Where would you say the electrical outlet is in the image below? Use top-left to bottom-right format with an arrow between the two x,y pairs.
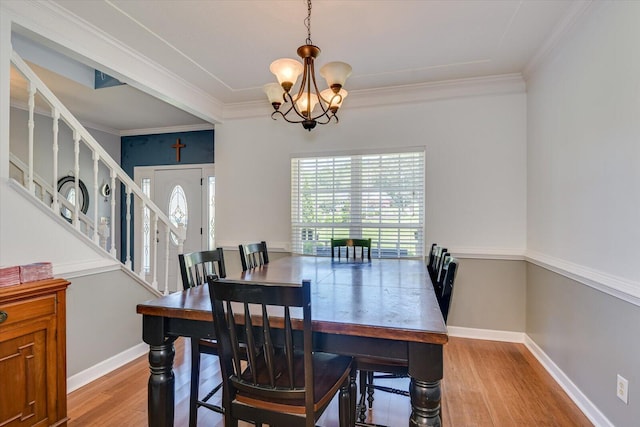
617,374 -> 629,404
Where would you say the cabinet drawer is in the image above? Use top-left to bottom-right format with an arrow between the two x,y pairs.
0,295 -> 56,328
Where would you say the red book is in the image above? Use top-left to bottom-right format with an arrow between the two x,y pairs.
0,265 -> 21,287
19,262 -> 53,283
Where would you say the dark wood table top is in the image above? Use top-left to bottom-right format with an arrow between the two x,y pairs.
137,256 -> 448,345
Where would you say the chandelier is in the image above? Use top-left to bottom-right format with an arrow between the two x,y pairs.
263,0 -> 352,131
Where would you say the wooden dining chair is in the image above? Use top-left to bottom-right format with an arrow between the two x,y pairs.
357,256 -> 460,422
330,238 -> 372,261
178,248 -> 227,426
238,240 -> 269,271
207,276 -> 355,427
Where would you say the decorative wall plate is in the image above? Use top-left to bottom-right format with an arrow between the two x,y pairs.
57,176 -> 89,222
100,183 -> 111,198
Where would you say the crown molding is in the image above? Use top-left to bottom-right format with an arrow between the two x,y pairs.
522,0 -> 595,80
222,73 -> 526,121
120,123 -> 214,137
3,0 -> 224,124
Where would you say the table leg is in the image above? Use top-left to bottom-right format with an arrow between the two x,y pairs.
148,338 -> 176,427
409,379 -> 441,426
408,343 -> 443,427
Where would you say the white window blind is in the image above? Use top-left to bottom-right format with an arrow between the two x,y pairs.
291,150 -> 425,258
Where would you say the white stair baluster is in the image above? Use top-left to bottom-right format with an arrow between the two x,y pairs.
27,82 -> 36,193
51,108 -> 60,213
139,198 -> 146,279
109,171 -> 117,257
125,185 -> 132,269
152,213 -> 159,290
92,150 -> 99,244
164,226 -> 170,295
73,130 -> 80,230
176,223 -> 185,292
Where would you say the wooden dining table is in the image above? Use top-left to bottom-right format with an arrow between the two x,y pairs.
136,255 -> 448,426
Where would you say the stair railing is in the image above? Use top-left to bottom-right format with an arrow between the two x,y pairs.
10,50 -> 184,295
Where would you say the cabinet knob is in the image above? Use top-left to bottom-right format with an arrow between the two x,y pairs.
0,310 -> 7,324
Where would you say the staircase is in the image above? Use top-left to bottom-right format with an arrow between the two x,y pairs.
9,50 -> 185,295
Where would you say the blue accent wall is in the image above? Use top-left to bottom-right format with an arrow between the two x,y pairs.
121,129 -> 214,178
120,129 -> 214,262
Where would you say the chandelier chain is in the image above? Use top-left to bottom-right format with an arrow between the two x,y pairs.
305,0 -> 312,45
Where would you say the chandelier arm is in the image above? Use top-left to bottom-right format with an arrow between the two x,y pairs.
275,92 -> 316,125
272,104 -> 336,126
272,109 -> 308,125
312,111 -> 338,125
284,84 -> 308,122
308,61 -> 335,121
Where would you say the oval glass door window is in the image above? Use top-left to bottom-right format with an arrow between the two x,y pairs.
168,185 -> 188,245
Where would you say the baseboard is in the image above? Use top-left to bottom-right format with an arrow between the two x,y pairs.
67,342 -> 149,393
448,327 -> 611,426
447,325 -> 525,343
524,336 -> 613,427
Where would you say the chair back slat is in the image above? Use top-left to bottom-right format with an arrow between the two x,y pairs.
284,307 -> 295,388
179,249 -> 226,289
239,241 -> 270,271
427,242 -> 437,267
226,301 -> 244,378
262,305 -> 277,387
243,302 -> 259,384
428,246 -> 447,283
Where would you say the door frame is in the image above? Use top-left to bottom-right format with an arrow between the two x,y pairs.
133,163 -> 215,280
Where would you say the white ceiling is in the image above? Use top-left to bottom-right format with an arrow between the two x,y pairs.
10,0 -> 581,134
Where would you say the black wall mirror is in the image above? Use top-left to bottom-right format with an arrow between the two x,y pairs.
57,176 -> 89,222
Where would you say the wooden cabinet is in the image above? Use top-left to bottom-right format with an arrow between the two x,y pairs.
0,278 -> 70,427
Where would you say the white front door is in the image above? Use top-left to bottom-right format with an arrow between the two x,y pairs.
134,164 -> 215,292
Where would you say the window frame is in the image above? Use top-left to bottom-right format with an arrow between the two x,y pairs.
291,147 -> 426,258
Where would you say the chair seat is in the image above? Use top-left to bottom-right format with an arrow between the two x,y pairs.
235,351 -> 353,414
355,356 -> 407,371
198,338 -> 218,354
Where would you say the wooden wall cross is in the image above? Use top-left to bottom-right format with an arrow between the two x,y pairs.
171,138 -> 186,162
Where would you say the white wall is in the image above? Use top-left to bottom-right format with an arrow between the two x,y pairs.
527,1 -> 640,285
215,92 -> 527,255
526,2 -> 640,425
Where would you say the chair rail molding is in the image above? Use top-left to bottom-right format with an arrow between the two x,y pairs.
449,246 -> 525,261
525,250 -> 640,307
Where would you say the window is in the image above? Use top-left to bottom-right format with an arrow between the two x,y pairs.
291,149 -> 425,258
168,185 -> 188,245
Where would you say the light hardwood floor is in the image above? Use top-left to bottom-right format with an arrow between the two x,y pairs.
67,337 -> 593,426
